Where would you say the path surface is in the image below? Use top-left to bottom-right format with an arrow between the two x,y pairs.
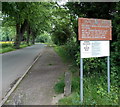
1,43 -> 46,101
5,46 -> 67,105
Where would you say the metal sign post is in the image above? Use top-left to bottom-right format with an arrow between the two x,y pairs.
80,41 -> 83,102
107,56 -> 110,93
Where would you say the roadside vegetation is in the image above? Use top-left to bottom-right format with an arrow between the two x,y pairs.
1,2 -> 120,105
54,45 -> 119,105
0,42 -> 15,53
0,41 -> 32,53
52,2 -> 119,105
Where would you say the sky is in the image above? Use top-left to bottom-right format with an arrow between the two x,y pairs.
57,0 -> 68,5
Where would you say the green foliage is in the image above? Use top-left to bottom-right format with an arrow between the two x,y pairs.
55,45 -> 119,105
1,27 -> 16,41
54,77 -> 65,94
83,73 -> 118,105
69,65 -> 78,74
64,38 -> 79,61
1,43 -> 31,53
58,72 -> 118,105
2,43 -> 13,48
51,4 -> 74,45
59,92 -> 80,105
0,46 -> 15,53
20,44 -> 28,48
52,25 -> 71,45
66,2 -> 116,18
54,38 -> 79,65
2,2 -> 54,48
110,2 -> 120,79
76,55 -> 107,75
36,35 -> 48,43
71,76 -> 79,92
54,45 -> 70,63
36,32 -> 52,43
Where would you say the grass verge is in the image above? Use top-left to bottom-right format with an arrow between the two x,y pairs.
0,43 -> 32,54
54,76 -> 65,94
54,45 -> 74,63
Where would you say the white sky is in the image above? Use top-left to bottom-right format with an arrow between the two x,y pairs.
57,0 -> 68,5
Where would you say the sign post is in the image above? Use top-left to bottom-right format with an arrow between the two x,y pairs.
78,18 -> 112,103
107,56 -> 110,93
80,57 -> 83,102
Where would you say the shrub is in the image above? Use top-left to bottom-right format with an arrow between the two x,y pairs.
2,43 -> 13,48
54,78 -> 65,94
64,38 -> 79,64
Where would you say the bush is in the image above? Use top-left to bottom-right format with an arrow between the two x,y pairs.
71,77 -> 79,92
59,92 -> 80,105
2,43 -> 13,48
59,72 -> 119,105
51,24 -> 72,45
54,77 -> 65,94
65,38 -> 79,58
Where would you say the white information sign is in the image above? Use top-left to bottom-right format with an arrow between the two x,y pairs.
81,41 -> 110,58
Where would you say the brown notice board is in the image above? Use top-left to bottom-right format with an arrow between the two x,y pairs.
78,18 -> 112,40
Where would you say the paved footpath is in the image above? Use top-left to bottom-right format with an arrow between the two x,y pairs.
4,46 -> 67,105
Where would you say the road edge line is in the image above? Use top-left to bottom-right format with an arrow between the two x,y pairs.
0,52 -> 42,106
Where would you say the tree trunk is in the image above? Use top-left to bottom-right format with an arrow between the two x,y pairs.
26,26 -> 31,45
14,23 -> 21,49
20,19 -> 28,41
32,35 -> 35,45
14,19 -> 28,49
26,33 -> 30,45
31,31 -> 36,45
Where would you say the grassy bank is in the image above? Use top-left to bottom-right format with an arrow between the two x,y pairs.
54,45 -> 119,105
0,42 -> 32,54
54,45 -> 75,63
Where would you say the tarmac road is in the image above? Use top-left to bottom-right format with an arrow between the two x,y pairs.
1,43 -> 46,101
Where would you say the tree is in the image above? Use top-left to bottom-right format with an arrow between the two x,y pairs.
2,2 -> 53,48
111,2 -> 120,77
2,2 -> 29,48
50,3 -> 74,45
